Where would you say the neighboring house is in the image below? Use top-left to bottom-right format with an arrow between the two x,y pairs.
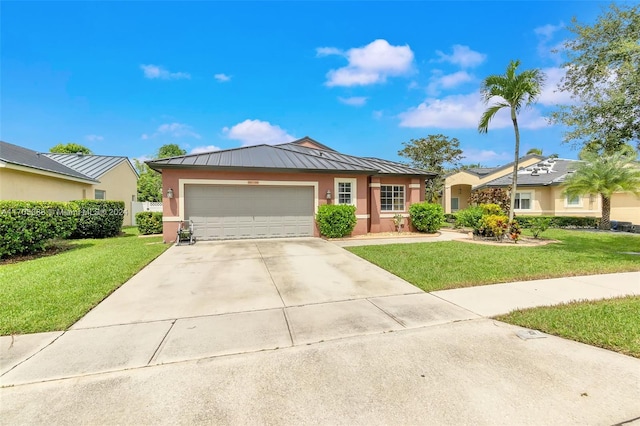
0,140 -> 138,225
444,155 -> 640,224
147,136 -> 434,242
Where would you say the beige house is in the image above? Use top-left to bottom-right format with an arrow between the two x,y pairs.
0,140 -> 138,225
444,156 -> 640,224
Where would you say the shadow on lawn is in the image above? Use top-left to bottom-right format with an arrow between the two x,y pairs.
0,241 -> 95,265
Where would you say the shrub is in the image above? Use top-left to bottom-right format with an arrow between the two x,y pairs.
508,220 -> 522,242
469,187 -> 510,214
0,201 -> 78,258
454,206 -> 484,229
478,214 -> 509,241
316,204 -> 357,238
444,213 -> 457,223
526,217 -> 551,238
70,200 -> 125,239
136,211 -> 163,235
515,216 -> 599,229
409,202 -> 444,233
480,203 -> 504,216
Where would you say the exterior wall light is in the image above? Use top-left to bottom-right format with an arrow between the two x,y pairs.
167,188 -> 174,199
325,189 -> 332,200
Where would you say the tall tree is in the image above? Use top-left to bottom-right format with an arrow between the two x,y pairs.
478,60 -> 545,222
136,144 -> 187,201
526,148 -> 543,156
551,3 -> 640,153
563,150 -> 640,230
50,143 -> 92,154
398,134 -> 464,202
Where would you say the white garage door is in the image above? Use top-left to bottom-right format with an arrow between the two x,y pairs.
184,185 -> 315,240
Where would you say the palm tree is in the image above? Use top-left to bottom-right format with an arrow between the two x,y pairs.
563,151 -> 640,230
478,60 -> 545,222
526,148 -> 543,156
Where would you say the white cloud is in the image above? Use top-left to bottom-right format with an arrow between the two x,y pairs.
134,155 -> 154,163
316,47 -> 343,57
143,122 -> 201,139
140,64 -> 191,80
85,134 -> 104,142
462,148 -> 511,165
534,22 -> 565,61
398,92 -> 548,130
427,70 -> 474,94
223,119 -> 296,146
372,110 -> 383,119
538,67 -> 574,106
190,145 -> 221,154
320,39 -> 414,87
435,45 -> 487,68
338,96 -> 368,106
214,73 -> 231,82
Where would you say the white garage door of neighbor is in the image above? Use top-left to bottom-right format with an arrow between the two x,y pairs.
184,185 -> 315,240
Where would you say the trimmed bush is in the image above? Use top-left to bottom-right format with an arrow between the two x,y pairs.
515,216 -> 600,229
316,204 -> 357,238
480,203 -> 504,216
409,202 -> 444,233
454,206 -> 484,229
70,200 -> 125,239
0,201 -> 78,258
136,211 -> 163,235
478,214 -> 509,241
444,213 -> 457,223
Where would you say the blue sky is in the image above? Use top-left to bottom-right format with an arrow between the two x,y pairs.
0,1 -> 619,166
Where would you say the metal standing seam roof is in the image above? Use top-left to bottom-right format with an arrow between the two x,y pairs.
44,153 -> 133,179
480,158 -> 580,188
0,140 -> 99,182
147,141 -> 434,176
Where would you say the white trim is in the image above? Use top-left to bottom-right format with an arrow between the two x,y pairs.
381,213 -> 409,218
380,184 -> 406,213
1,162 -> 97,185
162,216 -> 182,222
334,177 -> 357,207
514,191 -> 533,211
408,183 -> 421,189
369,183 -> 381,188
177,179 -> 319,221
355,214 -> 370,219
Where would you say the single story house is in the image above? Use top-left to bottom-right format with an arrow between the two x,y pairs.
444,155 -> 640,224
147,136 -> 434,242
0,140 -> 139,225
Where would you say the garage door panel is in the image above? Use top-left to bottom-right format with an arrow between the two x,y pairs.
184,185 -> 314,240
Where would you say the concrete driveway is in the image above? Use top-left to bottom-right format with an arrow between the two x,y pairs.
2,238 -> 639,424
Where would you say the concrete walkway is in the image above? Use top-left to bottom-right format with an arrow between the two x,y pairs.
1,235 -> 639,424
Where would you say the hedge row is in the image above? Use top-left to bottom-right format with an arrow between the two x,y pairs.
316,204 -> 357,238
514,215 -> 600,229
136,211 -> 163,235
0,200 -> 125,258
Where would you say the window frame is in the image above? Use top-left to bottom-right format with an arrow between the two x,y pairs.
380,184 -> 406,212
565,194 -> 582,208
334,178 -> 357,207
451,197 -> 460,212
94,189 -> 106,200
514,191 -> 532,210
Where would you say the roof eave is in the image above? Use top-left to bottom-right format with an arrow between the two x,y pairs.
147,163 -> 378,175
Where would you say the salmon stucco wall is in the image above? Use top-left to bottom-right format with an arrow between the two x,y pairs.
0,168 -> 92,201
158,168 -> 423,242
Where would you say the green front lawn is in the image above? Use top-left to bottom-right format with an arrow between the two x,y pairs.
347,229 -> 640,292
496,296 -> 640,358
0,228 -> 169,335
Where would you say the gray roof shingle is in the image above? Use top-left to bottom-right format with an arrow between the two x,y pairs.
0,141 -> 99,182
148,138 -> 434,177
480,158 -> 579,188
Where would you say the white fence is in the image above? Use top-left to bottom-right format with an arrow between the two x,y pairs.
131,201 -> 163,226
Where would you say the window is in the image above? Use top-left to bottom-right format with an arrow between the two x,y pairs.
566,195 -> 581,207
514,192 -> 531,210
451,197 -> 459,211
95,189 -> 106,200
381,185 -> 405,211
334,178 -> 356,206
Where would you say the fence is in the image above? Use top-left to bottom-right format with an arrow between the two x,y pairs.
131,201 -> 163,226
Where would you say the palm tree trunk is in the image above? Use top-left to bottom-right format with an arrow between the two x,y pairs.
509,108 -> 519,223
600,194 -> 611,230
